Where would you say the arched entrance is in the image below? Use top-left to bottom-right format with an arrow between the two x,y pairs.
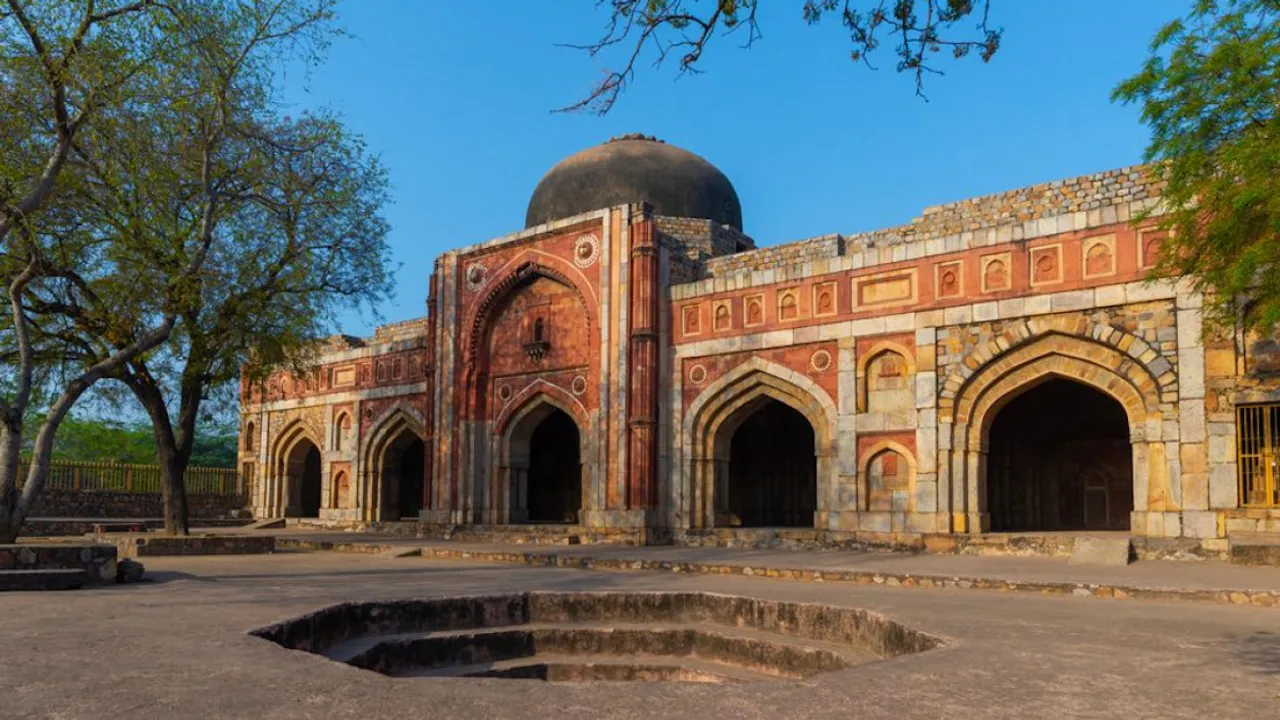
987,379 -> 1133,531
526,408 -> 582,523
285,438 -> 322,518
681,358 -> 837,531
724,399 -> 817,527
382,434 -> 425,520
942,326 -> 1172,535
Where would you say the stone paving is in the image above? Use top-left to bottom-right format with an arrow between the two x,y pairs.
240,528 -> 1280,602
2,548 -> 1278,719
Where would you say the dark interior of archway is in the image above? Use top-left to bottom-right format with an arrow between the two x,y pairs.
300,445 -> 322,518
988,378 -> 1132,532
396,438 -> 426,520
727,399 -> 817,528
527,409 -> 582,523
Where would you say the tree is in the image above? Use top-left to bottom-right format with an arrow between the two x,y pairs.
13,0 -> 388,536
1113,0 -> 1280,334
0,0 -> 214,543
112,109 -> 391,535
566,0 -> 1002,113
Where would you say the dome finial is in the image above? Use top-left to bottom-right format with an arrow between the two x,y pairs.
608,133 -> 664,144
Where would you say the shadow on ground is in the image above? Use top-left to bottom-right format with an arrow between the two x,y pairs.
1235,632 -> 1280,676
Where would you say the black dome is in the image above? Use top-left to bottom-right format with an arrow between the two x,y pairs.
525,135 -> 743,230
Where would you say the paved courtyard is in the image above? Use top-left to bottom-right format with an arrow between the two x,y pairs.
2,549 -> 1278,719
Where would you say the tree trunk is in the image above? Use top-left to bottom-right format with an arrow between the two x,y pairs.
158,441 -> 191,537
122,362 -> 204,536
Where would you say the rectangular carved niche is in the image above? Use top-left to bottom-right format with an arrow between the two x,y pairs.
934,260 -> 964,300
681,304 -> 703,337
1137,227 -> 1168,270
743,293 -> 765,328
852,268 -> 918,310
776,287 -> 802,322
1081,233 -> 1117,280
332,365 -> 356,388
1028,243 -> 1063,287
812,281 -> 839,317
980,252 -> 1012,293
712,299 -> 733,332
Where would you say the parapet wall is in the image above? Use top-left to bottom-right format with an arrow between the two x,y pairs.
683,164 -> 1164,294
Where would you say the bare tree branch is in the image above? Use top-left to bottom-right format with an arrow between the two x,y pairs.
562,0 -> 1001,113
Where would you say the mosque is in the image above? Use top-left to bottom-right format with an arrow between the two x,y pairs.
237,134 -> 1280,555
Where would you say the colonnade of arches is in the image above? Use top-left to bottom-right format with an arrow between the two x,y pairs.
678,328 -> 1169,535
262,410 -> 430,521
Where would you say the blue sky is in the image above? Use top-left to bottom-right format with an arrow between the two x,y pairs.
282,1 -> 1188,336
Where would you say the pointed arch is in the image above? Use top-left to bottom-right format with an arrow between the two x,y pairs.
494,379 -> 590,444
463,251 -> 600,365
857,340 -> 916,414
681,356 -> 838,529
859,439 -> 918,512
492,389 -> 595,524
939,316 -> 1176,421
940,328 -> 1170,534
268,419 -> 322,518
331,410 -> 352,452
359,404 -> 427,521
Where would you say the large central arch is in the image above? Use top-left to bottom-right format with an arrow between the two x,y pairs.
941,325 -> 1169,534
682,357 -> 838,530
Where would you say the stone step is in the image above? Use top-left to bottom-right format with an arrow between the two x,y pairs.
0,568 -> 89,592
324,620 -> 874,681
402,652 -> 775,682
245,518 -> 286,531
1229,535 -> 1280,566
1069,536 -> 1134,567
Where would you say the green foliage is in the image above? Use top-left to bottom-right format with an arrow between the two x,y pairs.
1113,0 -> 1280,332
21,413 -> 236,467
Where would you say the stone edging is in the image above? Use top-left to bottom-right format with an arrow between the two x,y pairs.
273,538 -> 1280,609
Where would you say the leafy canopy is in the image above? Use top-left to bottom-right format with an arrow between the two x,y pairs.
1114,0 -> 1280,332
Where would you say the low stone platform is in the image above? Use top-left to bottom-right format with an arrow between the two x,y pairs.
0,542 -> 117,591
420,523 -> 649,546
24,517 -> 253,538
97,532 -> 275,559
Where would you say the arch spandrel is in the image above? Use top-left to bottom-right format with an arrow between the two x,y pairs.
497,385 -> 591,461
939,319 -> 1176,423
463,251 -> 600,367
943,330 -> 1167,429
684,356 -> 838,459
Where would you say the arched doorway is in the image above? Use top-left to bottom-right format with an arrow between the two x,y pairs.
987,378 -> 1132,531
724,399 -> 817,528
525,408 -> 582,523
380,431 -> 425,521
396,438 -> 425,520
285,438 -> 322,518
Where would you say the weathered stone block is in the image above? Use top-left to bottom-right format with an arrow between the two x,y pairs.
1181,511 -> 1221,539
1069,537 -> 1132,566
1209,464 -> 1238,509
1179,399 -> 1205,443
1204,347 -> 1236,378
1180,472 -> 1209,511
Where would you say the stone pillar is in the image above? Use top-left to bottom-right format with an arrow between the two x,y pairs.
422,274 -> 438,515
965,445 -> 989,533
626,217 -> 659,512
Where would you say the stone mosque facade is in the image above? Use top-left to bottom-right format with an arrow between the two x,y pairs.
237,134 -> 1280,555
